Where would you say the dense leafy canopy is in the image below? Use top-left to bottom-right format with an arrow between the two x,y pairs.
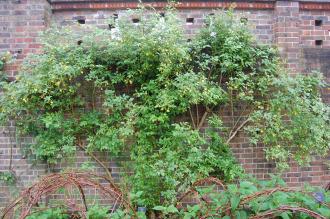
0,8 -> 329,209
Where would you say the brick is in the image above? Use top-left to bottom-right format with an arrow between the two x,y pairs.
0,44 -> 9,49
0,10 -> 9,16
0,32 -> 10,37
13,10 -> 26,15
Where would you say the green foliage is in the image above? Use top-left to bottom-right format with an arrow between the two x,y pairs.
86,205 -> 110,219
208,177 -> 330,219
25,206 -> 111,219
0,52 -> 10,86
26,208 -> 69,219
114,177 -> 330,219
247,73 -> 330,170
0,171 -> 16,185
0,7 -> 329,208
154,204 -> 179,214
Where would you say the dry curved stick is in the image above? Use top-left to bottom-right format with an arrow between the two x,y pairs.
201,205 -> 326,219
1,172 -> 126,219
70,178 -> 88,212
216,187 -> 296,214
240,187 -> 296,206
250,205 -> 327,219
178,177 -> 226,203
199,187 -> 298,219
193,177 -> 226,188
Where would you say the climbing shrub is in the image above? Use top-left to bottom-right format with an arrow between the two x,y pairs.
0,8 -> 329,208
0,52 -> 10,86
247,73 -> 330,170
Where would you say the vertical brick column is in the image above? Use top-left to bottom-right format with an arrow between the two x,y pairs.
0,0 -> 51,78
273,1 -> 301,73
0,0 -> 51,208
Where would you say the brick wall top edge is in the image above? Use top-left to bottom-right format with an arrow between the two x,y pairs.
50,0 -> 276,3
49,0 -> 330,3
50,1 -> 330,11
299,0 -> 330,2
51,1 -> 275,11
300,1 -> 330,10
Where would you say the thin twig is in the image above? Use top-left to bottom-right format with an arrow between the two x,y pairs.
230,89 -> 234,127
250,205 -> 327,219
178,177 -> 226,202
216,187 -> 296,216
196,104 -> 199,126
92,84 -> 96,111
111,197 -> 120,214
226,118 -> 250,144
76,142 -> 116,188
9,127 -> 14,170
228,105 -> 249,139
189,107 -> 196,129
71,179 -> 88,212
218,72 -> 223,86
197,107 -> 211,130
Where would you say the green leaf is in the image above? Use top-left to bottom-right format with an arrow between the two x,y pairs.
240,181 -> 254,188
230,196 -> 240,211
153,206 -> 165,211
239,181 -> 258,194
228,184 -> 238,194
318,207 -> 330,217
235,210 -> 248,219
137,212 -> 147,219
183,215 -> 192,219
166,205 -> 179,213
280,212 -> 291,219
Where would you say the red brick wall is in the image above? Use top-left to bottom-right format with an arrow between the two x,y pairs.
52,8 -> 274,42
0,0 -> 330,208
273,1 -> 301,72
0,0 -> 50,78
0,0 -> 52,206
299,9 -> 330,103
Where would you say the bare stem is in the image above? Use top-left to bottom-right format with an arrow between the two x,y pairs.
226,118 -> 250,144
196,104 -> 199,126
92,84 -> 96,111
9,128 -> 13,170
189,107 -> 196,129
197,107 -> 211,130
218,72 -> 223,86
230,89 -> 234,127
77,142 -> 116,188
72,180 -> 88,212
228,105 -> 249,139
